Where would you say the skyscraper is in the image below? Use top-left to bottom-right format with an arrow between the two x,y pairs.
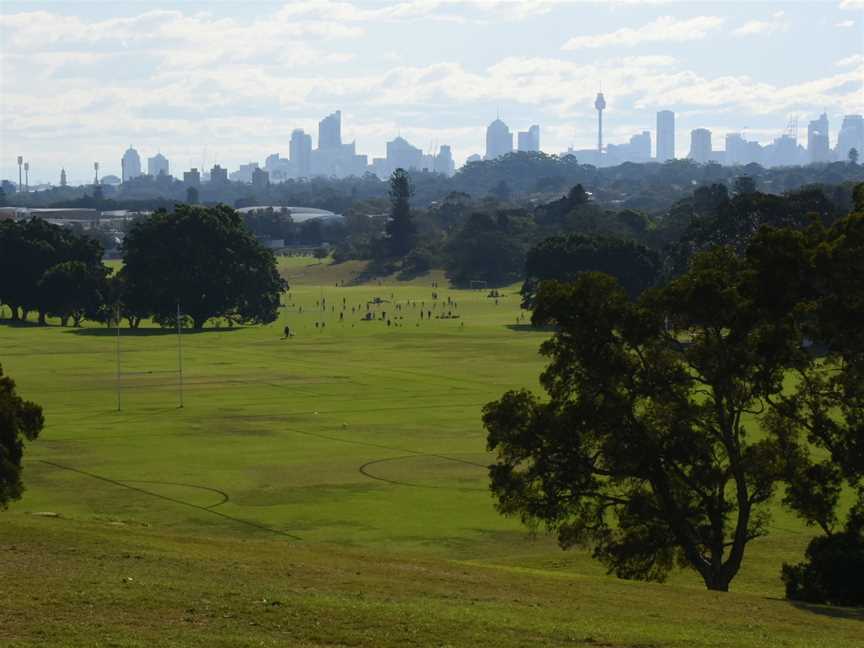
209,164 -> 228,184
836,114 -> 864,162
147,152 -> 169,177
688,129 -> 712,164
517,125 -> 540,152
485,118 -> 513,160
386,136 -> 423,171
183,168 -> 201,188
595,92 -> 606,157
290,129 -> 313,177
60,168 -> 67,187
807,113 -> 830,163
656,110 -> 675,161
121,146 -> 142,182
318,111 -> 342,150
434,145 -> 455,176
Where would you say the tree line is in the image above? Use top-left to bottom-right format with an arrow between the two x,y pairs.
0,204 -> 284,329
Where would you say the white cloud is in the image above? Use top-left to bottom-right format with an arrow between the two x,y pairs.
561,16 -> 725,50
836,19 -> 855,27
733,12 -> 789,37
839,0 -> 864,9
836,53 -> 864,67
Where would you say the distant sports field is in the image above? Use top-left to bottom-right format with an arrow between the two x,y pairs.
1,257 -> 861,647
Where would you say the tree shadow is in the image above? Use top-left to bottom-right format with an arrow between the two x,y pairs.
771,599 -> 864,621
0,319 -> 45,329
64,326 -> 245,337
505,324 -> 554,333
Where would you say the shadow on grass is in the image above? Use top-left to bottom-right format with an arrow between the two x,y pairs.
0,319 -> 47,329
63,326 -> 245,337
777,599 -> 864,621
505,324 -> 555,333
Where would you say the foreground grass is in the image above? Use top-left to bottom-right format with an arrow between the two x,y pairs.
3,514 -> 862,648
1,259 -> 861,645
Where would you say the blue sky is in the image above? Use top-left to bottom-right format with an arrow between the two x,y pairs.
1,0 -> 862,184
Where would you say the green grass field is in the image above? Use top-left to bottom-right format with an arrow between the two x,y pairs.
1,257 -> 861,647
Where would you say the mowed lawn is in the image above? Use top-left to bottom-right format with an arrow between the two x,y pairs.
1,257 -> 861,646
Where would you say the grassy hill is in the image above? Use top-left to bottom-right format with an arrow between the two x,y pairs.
1,258 -> 860,646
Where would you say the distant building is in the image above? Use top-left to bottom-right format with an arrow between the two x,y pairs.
319,111 -> 342,150
688,128 -> 712,164
147,153 -> 169,177
209,164 -> 228,184
466,153 -> 482,164
808,113 -> 831,163
836,114 -> 864,162
607,131 -> 652,164
656,110 -> 675,161
434,145 -> 455,176
485,118 -> 513,160
595,92 -> 606,158
60,168 -> 67,187
763,134 -> 806,167
121,146 -> 142,182
725,133 -> 764,166
290,129 -> 312,177
517,125 -> 540,152
230,163 -> 259,183
251,167 -> 269,189
386,136 -> 423,172
183,168 -> 201,188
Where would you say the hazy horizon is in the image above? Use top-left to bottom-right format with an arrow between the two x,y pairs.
2,0 -> 862,185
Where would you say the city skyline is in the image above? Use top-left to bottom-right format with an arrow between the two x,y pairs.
2,1 -> 862,184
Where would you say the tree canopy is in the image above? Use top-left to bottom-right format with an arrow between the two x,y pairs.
121,204 -> 285,329
0,365 -> 44,509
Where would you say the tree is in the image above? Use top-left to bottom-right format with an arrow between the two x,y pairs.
445,210 -> 535,286
484,247 -> 803,592
849,147 -> 859,165
39,261 -> 109,327
733,176 -> 757,195
122,204 -> 285,329
521,234 -> 660,307
0,364 -> 44,509
313,246 -> 328,261
384,169 -> 416,258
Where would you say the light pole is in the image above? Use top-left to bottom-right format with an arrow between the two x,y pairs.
23,162 -> 29,192
94,161 -> 99,185
17,156 -> 22,192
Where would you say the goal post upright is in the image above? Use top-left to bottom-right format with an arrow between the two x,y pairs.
177,302 -> 184,409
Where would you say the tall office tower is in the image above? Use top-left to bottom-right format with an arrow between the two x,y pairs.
121,146 -> 142,182
656,110 -> 675,161
318,111 -> 342,150
183,168 -> 201,188
93,162 -> 98,184
836,114 -> 864,161
485,118 -> 513,160
595,91 -> 606,157
290,128 -> 313,177
60,168 -> 67,187
147,152 -> 169,177
24,162 -> 29,191
807,113 -> 831,163
209,164 -> 228,184
17,156 -> 23,192
434,145 -> 455,176
517,125 -> 540,152
386,136 -> 423,171
688,128 -> 712,164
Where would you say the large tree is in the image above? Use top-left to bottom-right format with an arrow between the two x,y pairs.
121,204 -> 285,329
484,247 -> 804,592
384,169 -> 416,258
0,365 -> 44,509
39,261 -> 109,327
521,233 -> 660,307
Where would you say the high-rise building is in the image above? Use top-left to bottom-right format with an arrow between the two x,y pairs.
595,92 -> 606,158
121,146 -> 142,182
386,136 -> 423,172
251,167 -> 269,189
836,114 -> 864,162
60,168 -> 67,187
230,163 -> 259,183
807,113 -> 830,163
485,118 -> 513,160
517,125 -> 540,152
656,110 -> 675,161
688,128 -> 712,164
147,152 -> 169,177
290,129 -> 313,177
434,145 -> 455,176
318,111 -> 342,150
183,168 -> 201,188
209,164 -> 228,184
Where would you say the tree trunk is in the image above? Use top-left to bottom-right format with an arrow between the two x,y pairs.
60,316 -> 69,327
38,310 -> 46,326
9,305 -> 19,321
193,316 -> 206,330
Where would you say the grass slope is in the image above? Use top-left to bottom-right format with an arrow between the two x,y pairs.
0,258 -> 860,645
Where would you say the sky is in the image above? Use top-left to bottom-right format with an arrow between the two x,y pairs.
1,0 -> 862,185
